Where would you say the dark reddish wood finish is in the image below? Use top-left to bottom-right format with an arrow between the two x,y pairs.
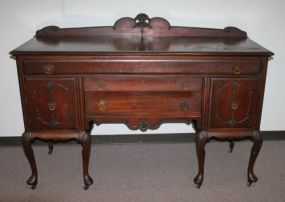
85,92 -> 201,117
35,13 -> 247,39
25,78 -> 78,130
23,60 -> 261,75
209,79 -> 259,128
10,13 -> 273,189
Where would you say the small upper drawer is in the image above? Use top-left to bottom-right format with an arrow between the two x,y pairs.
22,60 -> 261,75
84,76 -> 203,92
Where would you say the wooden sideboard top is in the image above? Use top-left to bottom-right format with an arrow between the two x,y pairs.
10,13 -> 273,56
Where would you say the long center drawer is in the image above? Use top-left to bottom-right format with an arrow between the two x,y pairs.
85,92 -> 201,117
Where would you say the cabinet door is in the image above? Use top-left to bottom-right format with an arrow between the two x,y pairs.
26,78 -> 78,130
209,79 -> 259,128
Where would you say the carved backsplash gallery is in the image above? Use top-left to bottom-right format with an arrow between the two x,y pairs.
36,13 -> 247,39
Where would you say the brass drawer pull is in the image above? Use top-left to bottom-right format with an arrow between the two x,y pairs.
181,82 -> 189,90
177,80 -> 190,91
43,64 -> 55,74
48,102 -> 57,111
232,66 -> 241,75
180,101 -> 189,111
231,103 -> 238,110
96,81 -> 106,91
98,100 -> 106,111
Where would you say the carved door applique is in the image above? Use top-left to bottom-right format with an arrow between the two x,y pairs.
26,79 -> 78,130
209,79 -> 259,128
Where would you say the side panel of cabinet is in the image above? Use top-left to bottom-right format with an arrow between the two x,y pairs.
209,78 -> 259,128
25,78 -> 79,130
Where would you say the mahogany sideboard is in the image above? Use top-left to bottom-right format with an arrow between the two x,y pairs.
10,13 -> 273,189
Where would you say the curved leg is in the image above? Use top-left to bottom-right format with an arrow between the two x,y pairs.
229,140 -> 235,153
22,132 -> 38,189
247,131 -> 263,186
48,142 -> 54,155
79,132 -> 93,190
194,131 -> 208,188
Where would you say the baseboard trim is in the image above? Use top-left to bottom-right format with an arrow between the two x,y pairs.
0,131 -> 284,146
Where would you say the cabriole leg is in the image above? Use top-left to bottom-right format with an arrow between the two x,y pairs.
229,140 -> 235,153
247,131 -> 263,186
194,131 -> 208,188
48,141 -> 54,155
79,132 -> 93,190
22,132 -> 38,189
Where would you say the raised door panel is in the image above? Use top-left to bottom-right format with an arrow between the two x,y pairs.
209,78 -> 259,128
25,78 -> 78,130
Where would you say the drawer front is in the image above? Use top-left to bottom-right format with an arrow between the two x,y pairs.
85,92 -> 202,118
84,76 -> 202,92
209,78 -> 259,128
25,78 -> 78,130
23,60 -> 260,75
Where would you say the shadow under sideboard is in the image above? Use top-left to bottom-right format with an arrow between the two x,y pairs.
0,131 -> 284,146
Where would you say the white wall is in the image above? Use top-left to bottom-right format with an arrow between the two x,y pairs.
0,0 -> 284,136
